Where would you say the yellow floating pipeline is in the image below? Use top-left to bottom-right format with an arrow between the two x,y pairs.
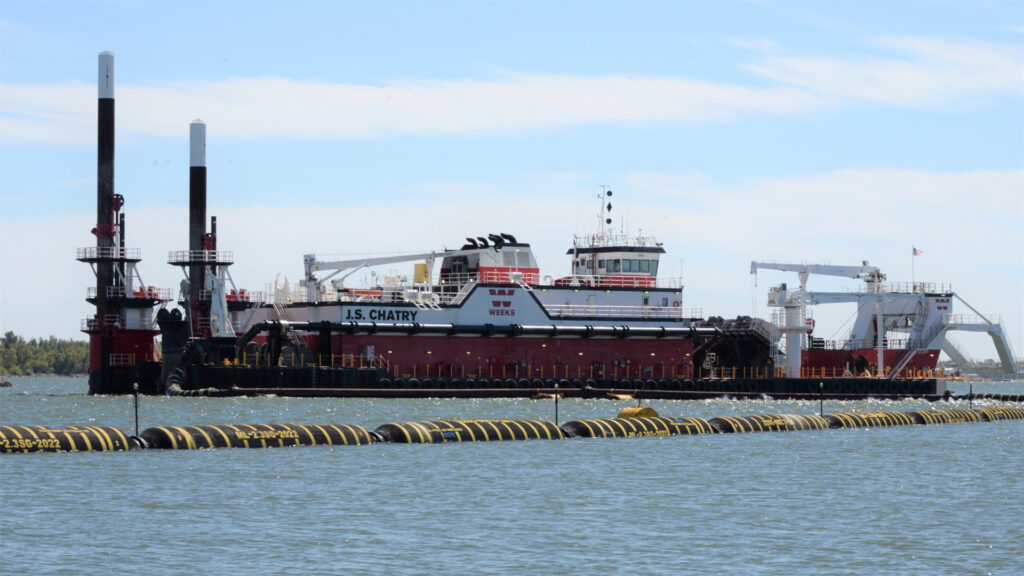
0,425 -> 136,453
824,411 -> 917,428
709,413 -> 829,433
139,423 -> 373,450
373,419 -> 563,443
560,416 -> 714,439
907,409 -> 984,425
973,406 -> 1024,422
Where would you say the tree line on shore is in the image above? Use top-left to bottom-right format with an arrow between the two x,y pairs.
1,331 -> 88,376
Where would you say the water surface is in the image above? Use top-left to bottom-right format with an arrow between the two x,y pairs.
2,377 -> 1022,575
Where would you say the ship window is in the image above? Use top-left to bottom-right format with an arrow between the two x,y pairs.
622,259 -> 631,272
651,260 -> 659,275
612,260 -> 621,272
516,252 -> 530,267
661,297 -> 669,306
503,252 -> 515,266
587,259 -> 595,270
639,260 -> 650,273
598,259 -> 605,269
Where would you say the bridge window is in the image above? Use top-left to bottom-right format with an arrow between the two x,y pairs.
622,259 -> 632,272
611,260 -> 621,272
651,260 -> 658,275
598,259 -> 605,269
639,260 -> 649,273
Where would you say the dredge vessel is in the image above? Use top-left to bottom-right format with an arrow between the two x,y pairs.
79,52 -> 1017,398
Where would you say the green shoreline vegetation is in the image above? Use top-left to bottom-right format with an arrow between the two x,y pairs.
1,332 -> 88,376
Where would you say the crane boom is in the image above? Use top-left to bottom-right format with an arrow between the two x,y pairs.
303,247 -> 491,301
750,261 -> 885,291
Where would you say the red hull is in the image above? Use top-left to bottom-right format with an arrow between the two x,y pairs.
258,334 -> 698,381
803,348 -> 941,379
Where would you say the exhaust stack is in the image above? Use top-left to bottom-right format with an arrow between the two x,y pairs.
189,120 -> 207,312
79,51 -> 167,394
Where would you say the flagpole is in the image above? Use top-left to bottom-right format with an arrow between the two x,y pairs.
912,247 -> 915,290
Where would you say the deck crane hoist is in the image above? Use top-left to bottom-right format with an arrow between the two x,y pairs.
750,261 -> 887,378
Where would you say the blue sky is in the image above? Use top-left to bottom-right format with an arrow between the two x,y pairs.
1,1 -> 1022,362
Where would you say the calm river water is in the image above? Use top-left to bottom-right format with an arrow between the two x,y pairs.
2,376 -> 1022,575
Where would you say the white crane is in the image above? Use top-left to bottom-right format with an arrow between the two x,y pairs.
751,261 -> 887,378
750,261 -> 885,292
302,247 -> 493,302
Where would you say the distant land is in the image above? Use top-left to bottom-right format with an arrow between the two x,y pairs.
0,332 -> 88,376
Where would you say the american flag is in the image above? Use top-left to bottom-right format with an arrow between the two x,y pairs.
913,247 -> 923,256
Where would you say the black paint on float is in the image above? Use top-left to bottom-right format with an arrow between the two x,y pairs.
965,393 -> 1024,403
907,408 -> 984,425
0,425 -> 137,453
139,423 -> 373,449
560,416 -> 714,438
373,420 -> 563,443
3,404 -> 1023,454
825,411 -> 918,428
709,413 -> 829,433
974,406 -> 1024,422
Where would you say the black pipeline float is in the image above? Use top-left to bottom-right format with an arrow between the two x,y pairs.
906,408 -> 984,425
3,406 -> 1023,453
0,425 -> 138,453
373,420 -> 563,443
709,413 -> 829,433
139,423 -> 373,449
824,411 -> 918,428
560,416 -> 714,438
964,393 -> 1024,403
973,406 -> 1024,421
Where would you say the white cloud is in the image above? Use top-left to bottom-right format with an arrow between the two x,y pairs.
0,76 -> 820,145
748,36 -> 1024,107
4,169 -> 1021,362
2,36 -> 1020,145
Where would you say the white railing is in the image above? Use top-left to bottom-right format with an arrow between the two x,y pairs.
76,247 -> 141,260
944,313 -> 1001,326
440,271 -> 542,285
805,337 -> 907,351
879,282 -> 953,294
572,232 -> 662,249
167,250 -> 234,265
81,315 -> 124,331
87,286 -> 172,300
283,274 -> 686,306
544,304 -> 698,320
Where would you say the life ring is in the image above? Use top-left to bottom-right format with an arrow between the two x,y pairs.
672,301 -> 681,307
